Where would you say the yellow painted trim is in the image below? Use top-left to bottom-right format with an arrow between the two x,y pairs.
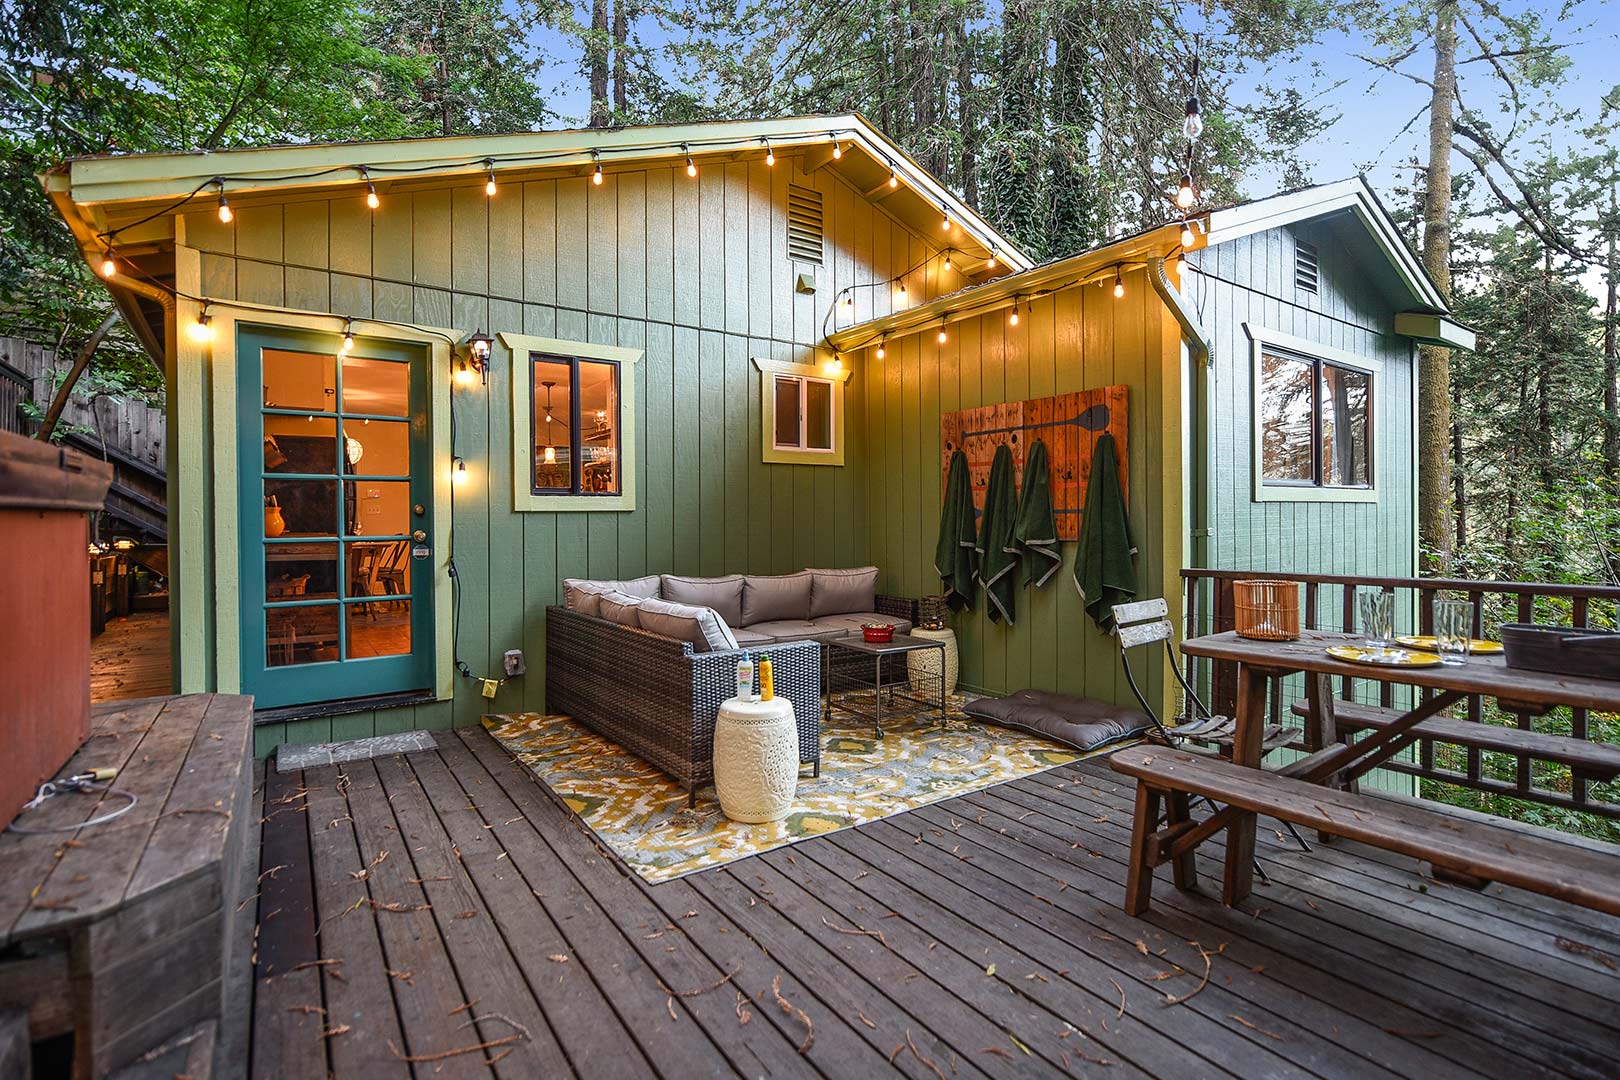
753,355 -> 849,466
202,294 -> 458,702
500,331 -> 641,512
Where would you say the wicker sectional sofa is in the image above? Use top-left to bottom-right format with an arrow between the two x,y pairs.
546,568 -> 919,804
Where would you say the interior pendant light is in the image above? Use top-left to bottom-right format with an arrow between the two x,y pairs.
542,381 -> 558,466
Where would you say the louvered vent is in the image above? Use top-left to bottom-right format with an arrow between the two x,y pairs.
1295,241 -> 1320,294
787,185 -> 824,264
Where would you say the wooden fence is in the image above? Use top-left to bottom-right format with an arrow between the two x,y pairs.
0,335 -> 166,471
1182,567 -> 1620,822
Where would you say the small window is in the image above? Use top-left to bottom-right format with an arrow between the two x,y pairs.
787,185 -> 824,264
1295,241 -> 1319,294
532,353 -> 622,495
771,373 -> 834,452
1259,348 -> 1371,488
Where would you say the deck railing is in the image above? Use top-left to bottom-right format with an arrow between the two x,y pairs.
1180,568 -> 1620,822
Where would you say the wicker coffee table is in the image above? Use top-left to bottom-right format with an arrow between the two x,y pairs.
824,634 -> 948,738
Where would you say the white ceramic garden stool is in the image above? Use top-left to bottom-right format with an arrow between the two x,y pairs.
713,695 -> 800,823
907,626 -> 959,699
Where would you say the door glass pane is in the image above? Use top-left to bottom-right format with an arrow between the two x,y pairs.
1259,352 -> 1314,482
263,349 -> 335,412
774,375 -> 802,448
342,355 -> 409,416
533,359 -> 572,491
264,417 -> 336,474
266,605 -> 340,667
342,418 -> 408,475
345,480 -> 410,537
348,600 -> 412,658
1321,365 -> 1371,487
266,541 -> 338,600
805,379 -> 833,450
265,478 -> 337,537
347,540 -> 410,600
579,360 -> 619,494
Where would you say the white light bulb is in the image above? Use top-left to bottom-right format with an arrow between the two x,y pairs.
1113,275 -> 1124,299
686,157 -> 697,178
99,255 -> 116,279
593,164 -> 603,185
937,327 -> 947,345
876,341 -> 886,360
366,188 -> 379,209
1008,307 -> 1019,327
1181,224 -> 1195,248
1176,174 -> 1195,209
217,196 -> 233,224
486,176 -> 497,196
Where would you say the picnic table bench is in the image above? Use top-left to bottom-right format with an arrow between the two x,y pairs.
1112,630 -> 1620,915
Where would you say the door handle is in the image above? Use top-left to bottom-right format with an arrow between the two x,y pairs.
412,529 -> 427,543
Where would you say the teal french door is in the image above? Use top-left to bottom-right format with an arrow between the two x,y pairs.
237,324 -> 435,709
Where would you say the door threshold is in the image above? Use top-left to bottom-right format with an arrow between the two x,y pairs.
254,688 -> 437,725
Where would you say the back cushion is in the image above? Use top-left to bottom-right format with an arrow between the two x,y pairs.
741,572 -> 813,625
807,566 -> 879,618
573,590 -> 605,618
637,598 -> 740,653
562,575 -> 661,610
596,590 -> 646,628
660,574 -> 745,628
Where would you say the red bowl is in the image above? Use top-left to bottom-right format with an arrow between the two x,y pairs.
862,623 -> 895,643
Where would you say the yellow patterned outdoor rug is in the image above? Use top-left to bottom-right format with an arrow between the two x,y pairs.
484,705 -> 1119,884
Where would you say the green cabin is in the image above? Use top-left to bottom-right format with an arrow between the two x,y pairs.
43,117 -> 1470,753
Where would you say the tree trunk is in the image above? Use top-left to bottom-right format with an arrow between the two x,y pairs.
956,15 -> 976,204
612,0 -> 628,116
588,0 -> 610,127
1417,2 -> 1458,574
1452,380 -> 1465,553
36,311 -> 119,442
1604,180 -> 1618,486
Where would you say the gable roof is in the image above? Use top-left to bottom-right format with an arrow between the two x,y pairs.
829,175 -> 1474,353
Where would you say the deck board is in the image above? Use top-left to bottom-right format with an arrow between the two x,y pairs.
248,728 -> 1620,1078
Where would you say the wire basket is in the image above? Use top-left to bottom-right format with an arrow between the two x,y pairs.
1233,579 -> 1300,641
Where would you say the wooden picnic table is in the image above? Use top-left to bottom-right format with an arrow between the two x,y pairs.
1177,630 -> 1620,906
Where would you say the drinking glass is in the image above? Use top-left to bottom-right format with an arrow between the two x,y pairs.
1358,588 -> 1394,649
1433,598 -> 1472,666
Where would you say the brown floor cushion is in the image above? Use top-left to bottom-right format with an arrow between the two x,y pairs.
962,689 -> 1149,752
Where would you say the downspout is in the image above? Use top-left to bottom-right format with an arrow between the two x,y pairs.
1147,257 -> 1211,572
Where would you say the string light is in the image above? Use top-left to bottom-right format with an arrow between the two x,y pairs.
683,143 -> 696,178
824,355 -> 844,375
876,335 -> 887,360
763,138 -> 775,167
592,150 -> 603,186
1176,173 -> 1196,209
1008,299 -> 1020,327
987,246 -> 998,270
188,302 -> 214,343
360,166 -> 379,209
1113,268 -> 1125,299
99,246 -> 116,279
941,202 -> 952,231
339,317 -> 355,356
1184,97 -> 1204,142
485,160 -> 497,196
830,134 -> 842,159
888,162 -> 899,189
936,321 -> 948,345
943,250 -> 953,272
214,180 -> 232,224
839,291 -> 853,311
897,279 -> 907,300
453,457 -> 468,485
1176,253 -> 1187,277
1180,220 -> 1196,249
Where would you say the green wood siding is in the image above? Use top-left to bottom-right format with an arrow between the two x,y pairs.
853,268 -> 1183,713
160,157 -> 949,753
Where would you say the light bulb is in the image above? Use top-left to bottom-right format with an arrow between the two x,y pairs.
1183,96 -> 1203,141
686,156 -> 697,178
188,311 -> 214,343
897,280 -> 907,299
366,187 -> 379,210
454,458 -> 468,485
824,356 -> 844,375
486,171 -> 497,197
593,163 -> 603,186
455,360 -> 476,387
341,331 -> 354,355
839,293 -> 852,310
1008,306 -> 1019,327
217,192 -> 232,223
943,251 -> 952,272
937,326 -> 947,345
941,211 -> 951,231
99,254 -> 116,279
1113,272 -> 1124,299
876,339 -> 886,360
1176,254 -> 1187,277
765,146 -> 775,167
889,170 -> 898,189
832,141 -> 842,160
1181,223 -> 1195,248
987,248 -> 997,270
1176,174 -> 1195,209
543,445 -> 556,465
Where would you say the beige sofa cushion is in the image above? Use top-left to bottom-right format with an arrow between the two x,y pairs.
660,574 -> 745,627
637,598 -> 739,653
741,572 -> 813,625
744,619 -> 845,643
812,613 -> 913,636
807,566 -> 879,618
596,590 -> 646,628
563,575 -> 661,609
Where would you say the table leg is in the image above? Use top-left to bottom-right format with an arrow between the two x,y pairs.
937,643 -> 947,721
873,655 -> 884,739
1222,663 -> 1268,906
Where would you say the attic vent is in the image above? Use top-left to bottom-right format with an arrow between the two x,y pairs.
1295,241 -> 1320,294
787,185 -> 824,264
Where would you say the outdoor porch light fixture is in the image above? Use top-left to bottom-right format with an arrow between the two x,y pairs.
188,302 -> 214,343
360,166 -> 379,209
456,328 -> 494,387
214,180 -> 232,223
485,159 -> 498,196
684,143 -> 697,177
763,137 -> 775,166
592,150 -> 604,186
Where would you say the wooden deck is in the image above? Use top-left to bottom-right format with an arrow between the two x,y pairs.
91,609 -> 171,702
249,728 -> 1620,1079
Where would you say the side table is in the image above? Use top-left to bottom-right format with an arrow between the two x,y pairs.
713,696 -> 800,823
907,626 -> 958,699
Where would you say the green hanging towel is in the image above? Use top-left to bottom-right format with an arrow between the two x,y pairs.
1013,437 -> 1061,588
934,449 -> 978,612
976,442 -> 1020,625
1074,432 -> 1137,632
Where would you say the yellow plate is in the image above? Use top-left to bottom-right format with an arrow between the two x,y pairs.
1325,645 -> 1444,667
1393,635 -> 1504,655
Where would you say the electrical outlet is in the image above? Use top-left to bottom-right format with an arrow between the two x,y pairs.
503,649 -> 526,677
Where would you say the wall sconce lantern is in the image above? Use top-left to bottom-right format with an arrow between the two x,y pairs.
458,329 -> 495,387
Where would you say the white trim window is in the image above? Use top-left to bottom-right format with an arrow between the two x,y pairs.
1247,325 -> 1377,504
771,373 -> 836,453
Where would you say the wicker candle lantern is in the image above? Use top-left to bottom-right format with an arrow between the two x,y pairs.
1232,579 -> 1301,641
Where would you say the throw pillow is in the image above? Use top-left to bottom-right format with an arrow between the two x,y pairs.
660,574 -> 745,627
741,571 -> 813,625
637,598 -> 740,653
596,590 -> 646,628
562,574 -> 661,609
573,589 -> 605,617
807,566 -> 879,618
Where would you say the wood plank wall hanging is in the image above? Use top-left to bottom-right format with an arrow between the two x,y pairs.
940,385 -> 1128,542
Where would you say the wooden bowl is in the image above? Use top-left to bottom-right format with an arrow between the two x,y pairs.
862,623 -> 895,643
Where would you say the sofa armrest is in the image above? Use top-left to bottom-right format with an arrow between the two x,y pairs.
875,594 -> 919,623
